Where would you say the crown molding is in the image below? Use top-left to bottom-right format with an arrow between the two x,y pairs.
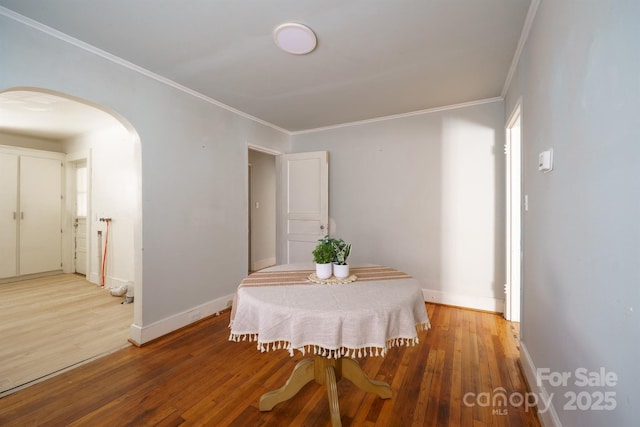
291,97 -> 504,136
0,7 -> 291,136
501,0 -> 541,97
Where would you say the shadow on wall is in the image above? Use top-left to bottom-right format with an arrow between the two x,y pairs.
290,102 -> 505,312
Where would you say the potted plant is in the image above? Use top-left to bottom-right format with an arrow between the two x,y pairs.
312,236 -> 334,279
331,238 -> 351,278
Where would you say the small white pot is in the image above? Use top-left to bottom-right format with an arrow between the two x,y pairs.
333,264 -> 350,279
316,263 -> 333,279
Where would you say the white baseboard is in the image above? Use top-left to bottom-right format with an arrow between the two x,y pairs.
422,288 -> 505,313
520,342 -> 563,427
251,257 -> 276,272
129,293 -> 234,345
88,273 -> 129,289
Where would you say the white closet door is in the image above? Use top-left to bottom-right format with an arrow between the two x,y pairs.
19,156 -> 63,275
0,153 -> 18,278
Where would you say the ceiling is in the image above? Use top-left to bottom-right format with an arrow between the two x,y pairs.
0,0 -> 532,136
0,90 -> 122,140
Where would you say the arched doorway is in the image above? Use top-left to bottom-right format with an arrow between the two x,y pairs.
0,87 -> 142,395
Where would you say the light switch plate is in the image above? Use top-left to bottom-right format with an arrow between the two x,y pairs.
539,149 -> 553,172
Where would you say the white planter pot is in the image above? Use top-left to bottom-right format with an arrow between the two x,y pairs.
333,264 -> 350,279
315,263 -> 333,279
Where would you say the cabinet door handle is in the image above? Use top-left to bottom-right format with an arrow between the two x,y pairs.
13,212 -> 16,220
21,212 -> 24,220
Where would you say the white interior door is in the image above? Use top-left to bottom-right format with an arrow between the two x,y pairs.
505,107 -> 522,322
19,156 -> 63,275
0,153 -> 18,278
279,151 -> 329,264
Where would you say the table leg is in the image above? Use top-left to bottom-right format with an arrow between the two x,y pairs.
259,355 -> 391,424
259,357 -> 315,411
342,357 -> 393,399
326,365 -> 342,427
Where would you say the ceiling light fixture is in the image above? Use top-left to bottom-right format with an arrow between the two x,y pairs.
273,23 -> 317,55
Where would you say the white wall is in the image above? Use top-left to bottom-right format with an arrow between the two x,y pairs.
0,13 -> 289,343
65,125 -> 136,288
291,101 -> 506,311
505,1 -> 640,425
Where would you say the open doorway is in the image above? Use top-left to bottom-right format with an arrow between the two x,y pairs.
505,102 -> 522,322
0,87 -> 140,395
248,148 -> 277,272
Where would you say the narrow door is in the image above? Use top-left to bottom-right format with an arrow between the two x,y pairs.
279,151 -> 329,264
248,163 -> 252,273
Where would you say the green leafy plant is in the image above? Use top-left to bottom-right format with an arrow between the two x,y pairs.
312,236 -> 334,264
313,235 -> 352,265
331,238 -> 351,265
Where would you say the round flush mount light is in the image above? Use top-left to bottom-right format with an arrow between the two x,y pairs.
273,23 -> 317,55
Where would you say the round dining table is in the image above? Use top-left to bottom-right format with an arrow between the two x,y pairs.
229,263 -> 430,427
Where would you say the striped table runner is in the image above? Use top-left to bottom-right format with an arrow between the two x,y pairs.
230,265 -> 412,323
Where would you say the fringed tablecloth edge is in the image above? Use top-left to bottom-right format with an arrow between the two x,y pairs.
229,321 -> 431,359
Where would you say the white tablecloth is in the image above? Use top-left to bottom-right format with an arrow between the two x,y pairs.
229,264 -> 430,358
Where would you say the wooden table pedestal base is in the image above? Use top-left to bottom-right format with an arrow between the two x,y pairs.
259,355 -> 392,427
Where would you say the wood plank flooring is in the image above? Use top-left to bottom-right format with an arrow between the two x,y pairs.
0,274 -> 133,396
0,303 -> 540,426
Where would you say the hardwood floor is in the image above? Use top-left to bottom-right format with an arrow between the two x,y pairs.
0,303 -> 540,426
0,274 -> 133,396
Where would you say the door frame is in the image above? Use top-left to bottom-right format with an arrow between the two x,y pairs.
247,144 -> 281,270
67,155 -> 90,276
505,100 -> 523,322
246,146 -> 329,268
